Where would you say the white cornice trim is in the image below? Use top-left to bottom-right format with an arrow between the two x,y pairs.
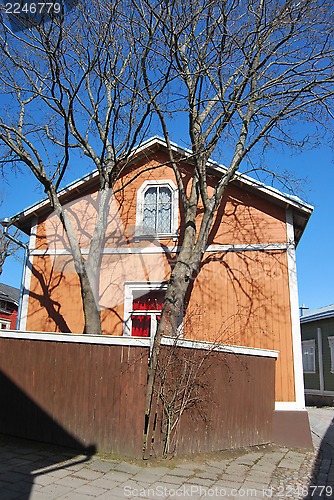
30,242 -> 289,256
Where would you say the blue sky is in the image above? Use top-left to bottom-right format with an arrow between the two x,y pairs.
0,140 -> 333,313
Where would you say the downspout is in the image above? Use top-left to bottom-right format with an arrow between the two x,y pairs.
0,219 -> 28,330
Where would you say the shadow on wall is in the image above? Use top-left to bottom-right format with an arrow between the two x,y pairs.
305,413 -> 334,499
0,371 -> 96,500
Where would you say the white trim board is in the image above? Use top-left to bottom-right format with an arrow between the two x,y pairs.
275,402 -> 308,411
19,217 -> 37,331
286,208 -> 306,410
30,242 -> 289,256
0,330 -> 151,347
160,337 -> 278,358
0,330 -> 278,358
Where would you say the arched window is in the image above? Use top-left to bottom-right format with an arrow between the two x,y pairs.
136,180 -> 178,237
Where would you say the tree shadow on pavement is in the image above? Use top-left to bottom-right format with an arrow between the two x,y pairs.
0,371 -> 95,500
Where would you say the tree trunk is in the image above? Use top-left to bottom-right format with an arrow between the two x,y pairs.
78,268 -> 102,335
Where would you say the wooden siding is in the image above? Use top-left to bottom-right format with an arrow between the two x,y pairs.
0,337 -> 275,457
0,338 -> 148,457
184,250 -> 295,403
26,249 -> 294,403
149,346 -> 275,456
302,318 -> 334,392
25,151 -> 293,402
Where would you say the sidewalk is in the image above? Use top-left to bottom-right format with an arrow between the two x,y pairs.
0,408 -> 332,499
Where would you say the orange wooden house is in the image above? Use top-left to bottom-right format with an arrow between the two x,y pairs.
10,137 -> 313,448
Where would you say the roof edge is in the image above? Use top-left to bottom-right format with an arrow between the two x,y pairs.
10,136 -> 313,231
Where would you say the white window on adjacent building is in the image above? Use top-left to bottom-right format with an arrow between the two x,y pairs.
302,339 -> 316,373
0,319 -> 10,330
328,336 -> 334,373
135,180 -> 178,238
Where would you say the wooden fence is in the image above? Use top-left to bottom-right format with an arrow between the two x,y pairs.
0,333 -> 276,458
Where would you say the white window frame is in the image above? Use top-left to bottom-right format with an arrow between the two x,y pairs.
302,339 -> 316,373
0,319 -> 10,330
135,180 -> 178,239
328,336 -> 334,373
123,282 -> 183,352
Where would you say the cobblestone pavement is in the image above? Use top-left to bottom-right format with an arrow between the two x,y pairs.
0,407 -> 332,499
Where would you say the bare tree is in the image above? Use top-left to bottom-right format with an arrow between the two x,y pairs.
0,0 -> 333,441
0,195 -> 22,275
0,0 -> 153,333
0,227 -> 19,276
133,0 -> 334,425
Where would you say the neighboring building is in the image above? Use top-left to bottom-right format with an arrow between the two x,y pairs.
0,283 -> 19,330
301,304 -> 334,406
7,137 -> 313,446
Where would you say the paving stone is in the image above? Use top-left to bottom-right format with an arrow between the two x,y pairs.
32,473 -> 59,486
2,471 -> 31,484
0,490 -> 25,500
195,471 -> 219,480
2,479 -> 35,494
246,473 -> 271,486
88,460 -> 117,473
42,467 -> 73,479
159,474 -> 186,486
213,479 -> 244,490
185,477 -> 215,487
54,474 -> 89,488
113,462 -> 142,474
72,483 -> 109,496
87,477 -> 123,489
96,491 -> 129,500
59,493 -> 93,500
72,467 -> 105,481
102,470 -> 134,483
206,460 -> 230,469
132,470 -> 163,484
168,467 -> 194,477
278,459 -> 303,469
142,466 -> 171,476
34,483 -> 73,499
30,492 -> 54,500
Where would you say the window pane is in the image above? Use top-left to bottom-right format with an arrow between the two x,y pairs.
142,185 -> 173,235
133,290 -> 165,310
328,337 -> 334,372
143,187 -> 157,232
157,186 -> 172,233
158,186 -> 172,204
302,341 -> 315,372
157,203 -> 171,233
131,315 -> 150,337
143,205 -> 156,232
